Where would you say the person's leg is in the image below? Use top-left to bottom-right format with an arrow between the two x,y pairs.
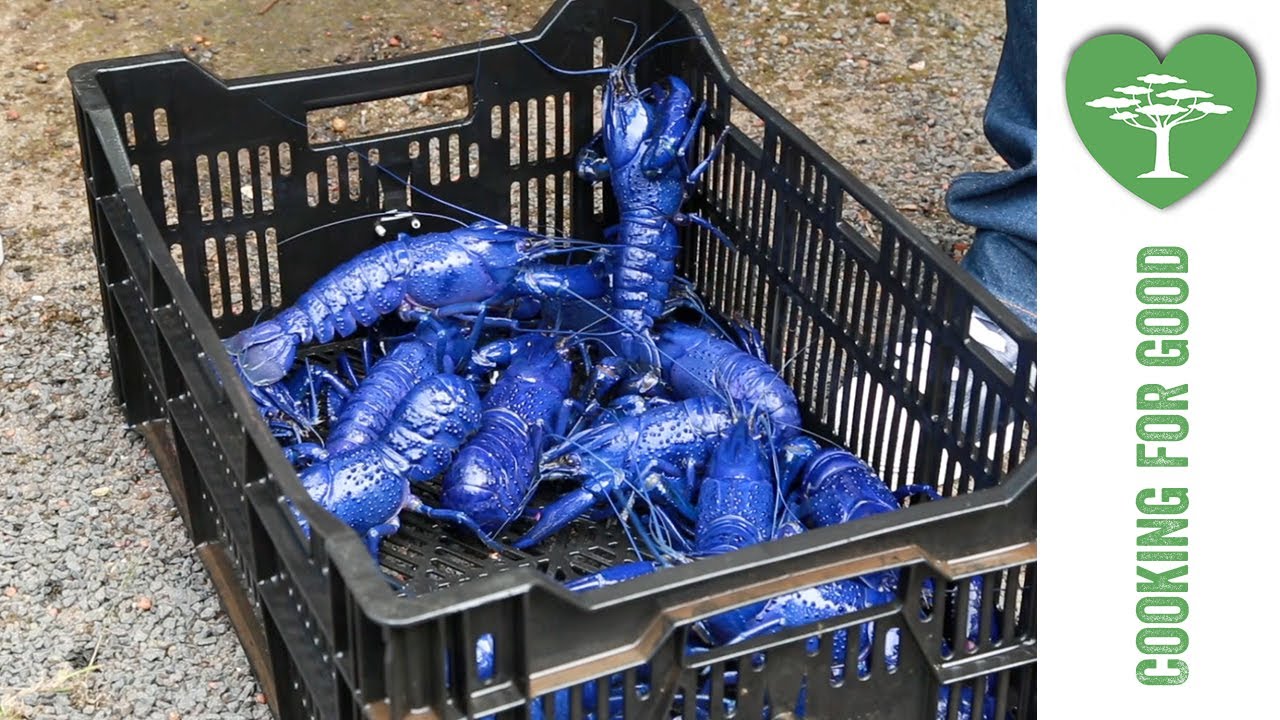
889,0 -> 1035,486
947,0 -> 1037,336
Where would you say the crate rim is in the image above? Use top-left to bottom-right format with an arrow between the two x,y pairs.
68,0 -> 1037,631
324,452 -> 1036,626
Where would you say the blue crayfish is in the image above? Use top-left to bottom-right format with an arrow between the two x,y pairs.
516,396 -> 734,552
426,334 -> 576,545
287,369 -> 483,557
577,65 -> 725,367
224,220 -> 606,387
283,317 -> 473,463
522,23 -> 728,368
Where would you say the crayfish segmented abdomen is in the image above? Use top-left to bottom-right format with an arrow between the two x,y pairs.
657,322 -> 802,440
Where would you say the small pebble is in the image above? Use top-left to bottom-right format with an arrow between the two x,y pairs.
388,36 -> 402,47
330,117 -> 348,133
137,595 -> 153,611
908,60 -> 926,71
193,35 -> 205,43
4,110 -> 18,121
3,586 -> 17,597
875,11 -> 893,24
255,693 -> 268,704
91,486 -> 111,497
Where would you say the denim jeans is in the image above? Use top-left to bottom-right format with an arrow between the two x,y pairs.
946,0 -> 1037,333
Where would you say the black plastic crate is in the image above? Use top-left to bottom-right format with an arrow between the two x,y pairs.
69,1 -> 1037,718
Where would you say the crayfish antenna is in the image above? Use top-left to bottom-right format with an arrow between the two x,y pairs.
662,279 -> 733,340
277,210 -> 468,248
639,500 -> 692,564
617,13 -> 685,71
508,33 -> 613,77
763,417 -> 807,529
256,98 -> 503,225
256,98 -> 594,249
626,35 -> 700,70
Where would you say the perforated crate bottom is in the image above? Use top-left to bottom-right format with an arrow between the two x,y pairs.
387,489 -> 643,596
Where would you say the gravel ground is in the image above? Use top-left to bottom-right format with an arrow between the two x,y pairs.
0,1 -> 1005,718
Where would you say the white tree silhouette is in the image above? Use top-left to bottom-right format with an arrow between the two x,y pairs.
1085,73 -> 1234,178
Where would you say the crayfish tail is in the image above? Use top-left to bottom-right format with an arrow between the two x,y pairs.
561,560 -> 663,592
223,308 -> 311,386
405,496 -> 513,554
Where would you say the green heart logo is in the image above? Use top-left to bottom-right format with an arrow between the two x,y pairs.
1066,34 -> 1256,208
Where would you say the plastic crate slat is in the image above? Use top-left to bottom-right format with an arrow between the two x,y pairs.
96,194 -> 157,301
167,394 -> 255,563
106,280 -> 166,409
936,643 -> 1039,686
243,480 -> 340,651
689,201 -> 1010,476
152,304 -> 248,474
257,575 -> 342,719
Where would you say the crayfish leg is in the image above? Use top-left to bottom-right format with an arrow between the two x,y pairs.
673,211 -> 734,250
550,398 -> 580,438
685,124 -> 729,189
727,316 -> 770,363
639,461 -> 698,522
575,131 -> 611,181
283,443 -> 328,467
676,101 -> 709,169
267,419 -> 304,444
364,516 -> 402,559
512,487 -> 603,550
404,497 -> 514,555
